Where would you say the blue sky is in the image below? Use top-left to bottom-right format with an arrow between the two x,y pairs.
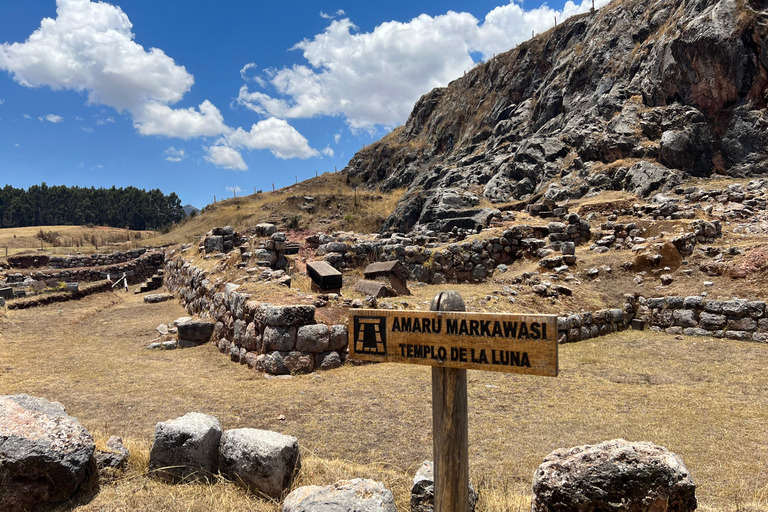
0,0 -> 607,209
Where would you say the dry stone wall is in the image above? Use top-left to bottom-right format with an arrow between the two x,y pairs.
164,256 -> 348,375
47,249 -> 148,269
308,215 -> 591,285
2,251 -> 164,286
644,296 -> 768,342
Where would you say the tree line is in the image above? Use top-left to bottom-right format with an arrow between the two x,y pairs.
0,183 -> 186,230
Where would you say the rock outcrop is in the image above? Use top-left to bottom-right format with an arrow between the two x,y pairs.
345,0 -> 768,234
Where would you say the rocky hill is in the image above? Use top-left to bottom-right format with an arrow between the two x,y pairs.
344,0 -> 768,234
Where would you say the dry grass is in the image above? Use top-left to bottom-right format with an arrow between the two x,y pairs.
144,173 -> 406,248
0,225 -> 155,260
2,292 -> 768,511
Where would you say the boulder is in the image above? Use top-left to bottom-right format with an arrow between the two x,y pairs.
296,324 -> 330,353
354,279 -> 397,298
94,436 -> 130,470
177,320 -> 215,344
410,460 -> 478,512
219,428 -> 300,498
624,162 -> 680,198
149,412 -> 221,482
531,439 -> 697,512
258,305 -> 316,327
283,478 -> 396,512
144,293 -> 174,304
0,395 -> 96,512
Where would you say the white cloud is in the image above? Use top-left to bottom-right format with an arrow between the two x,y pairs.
320,9 -> 346,20
81,126 -> 93,133
0,98 -> 4,105
334,132 -> 342,144
15,143 -> 20,147
322,146 -> 334,157
40,114 -> 63,123
92,164 -> 103,169
133,100 -> 228,139
226,117 -> 319,159
205,145 -> 247,171
23,114 -> 31,119
226,185 -> 243,194
239,0 -> 609,129
96,116 -> 115,125
164,146 -> 186,162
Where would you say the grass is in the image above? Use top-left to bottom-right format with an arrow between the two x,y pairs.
1,292 -> 768,511
0,225 -> 155,259
142,172 -> 406,248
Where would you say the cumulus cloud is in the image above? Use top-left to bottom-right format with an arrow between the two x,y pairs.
0,0 -> 319,164
164,146 -> 187,162
81,126 -> 93,133
320,9 -> 346,20
226,117 -> 319,159
96,116 -> 115,125
239,0 -> 609,129
23,114 -> 31,119
0,98 -> 4,105
322,146 -> 334,157
40,114 -> 63,123
226,185 -> 243,194
134,100 -> 228,138
205,145 -> 247,171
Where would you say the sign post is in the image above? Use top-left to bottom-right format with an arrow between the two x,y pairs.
349,291 -> 558,511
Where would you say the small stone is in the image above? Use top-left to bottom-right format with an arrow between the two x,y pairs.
660,274 -> 674,285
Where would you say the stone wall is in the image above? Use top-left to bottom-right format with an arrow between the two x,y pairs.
3,251 -> 164,285
164,256 -> 348,374
47,249 -> 148,269
644,296 -> 768,343
556,295 -> 638,344
309,215 -> 591,285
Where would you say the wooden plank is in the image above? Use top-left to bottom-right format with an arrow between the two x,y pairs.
348,309 -> 558,376
431,290 -> 469,512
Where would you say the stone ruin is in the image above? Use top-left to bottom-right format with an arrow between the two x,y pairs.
354,260 -> 411,298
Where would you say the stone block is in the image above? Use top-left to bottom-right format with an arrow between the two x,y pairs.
666,296 -> 684,309
254,351 -> 290,375
672,309 -> 697,327
747,301 -> 765,318
284,351 -> 316,373
703,300 -> 724,314
296,324 -> 330,353
149,412 -> 221,482
728,318 -> 757,331
258,305 -> 315,327
722,299 -> 749,317
683,296 -> 704,309
699,312 -> 727,330
725,330 -> 750,341
283,479 -> 396,512
328,324 -> 348,352
315,351 -> 343,370
307,261 -> 343,291
263,326 -> 297,351
177,320 -> 215,344
354,280 -> 396,298
410,460 -> 477,512
219,428 -> 300,498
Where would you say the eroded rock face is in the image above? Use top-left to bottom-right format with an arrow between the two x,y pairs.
531,439 -> 697,512
0,395 -> 96,512
345,0 -> 768,234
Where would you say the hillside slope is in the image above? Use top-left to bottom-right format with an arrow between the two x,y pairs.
344,0 -> 768,233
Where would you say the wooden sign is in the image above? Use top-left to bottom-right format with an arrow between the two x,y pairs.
348,309 -> 558,376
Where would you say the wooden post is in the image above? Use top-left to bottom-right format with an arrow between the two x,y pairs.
430,291 -> 469,512
272,183 -> 275,192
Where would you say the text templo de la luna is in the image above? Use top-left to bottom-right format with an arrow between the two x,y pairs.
349,310 -> 558,376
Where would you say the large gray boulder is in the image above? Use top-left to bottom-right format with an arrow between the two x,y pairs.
149,412 -> 221,482
283,478 -> 397,512
219,428 -> 300,498
624,162 -> 680,198
0,395 -> 96,512
177,320 -> 215,344
411,460 -> 478,512
531,439 -> 697,512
